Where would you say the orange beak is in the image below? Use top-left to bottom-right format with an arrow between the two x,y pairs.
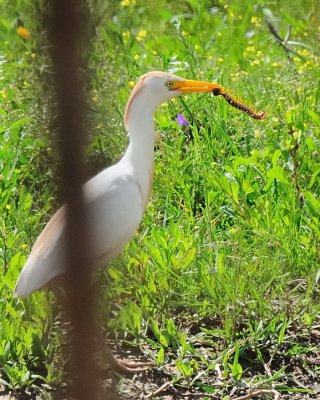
171,79 -> 224,94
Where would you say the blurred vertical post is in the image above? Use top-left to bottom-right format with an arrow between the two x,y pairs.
47,0 -> 101,399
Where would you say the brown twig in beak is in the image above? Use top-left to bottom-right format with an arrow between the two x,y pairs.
212,87 -> 266,120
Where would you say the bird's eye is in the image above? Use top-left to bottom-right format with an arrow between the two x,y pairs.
166,80 -> 174,88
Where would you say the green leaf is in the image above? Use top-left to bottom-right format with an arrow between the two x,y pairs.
157,347 -> 165,365
278,317 -> 288,345
267,166 -> 287,183
307,110 -> 320,126
9,117 -> 32,131
231,343 -> 243,380
304,191 -> 320,218
285,109 -> 294,125
309,166 -> 320,188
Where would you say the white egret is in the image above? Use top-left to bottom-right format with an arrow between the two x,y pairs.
15,71 -> 246,297
14,70 -> 266,296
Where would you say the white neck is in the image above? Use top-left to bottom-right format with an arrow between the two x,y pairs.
122,97 -> 156,210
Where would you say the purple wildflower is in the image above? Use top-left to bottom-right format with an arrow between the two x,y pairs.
177,113 -> 189,126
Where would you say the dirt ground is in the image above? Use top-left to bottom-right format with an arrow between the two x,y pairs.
1,333 -> 319,400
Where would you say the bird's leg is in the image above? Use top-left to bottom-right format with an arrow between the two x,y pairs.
52,282 -> 155,375
94,275 -> 156,375
103,343 -> 155,376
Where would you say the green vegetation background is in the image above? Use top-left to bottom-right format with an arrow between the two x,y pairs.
0,0 -> 319,397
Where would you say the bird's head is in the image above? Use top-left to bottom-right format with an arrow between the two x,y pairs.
124,71 -> 224,129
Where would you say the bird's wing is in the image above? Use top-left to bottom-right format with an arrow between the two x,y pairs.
85,169 -> 144,265
14,170 -> 143,297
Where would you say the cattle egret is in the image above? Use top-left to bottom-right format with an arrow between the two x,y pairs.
16,71 -> 250,297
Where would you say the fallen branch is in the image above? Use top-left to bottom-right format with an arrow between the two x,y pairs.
233,389 -> 280,400
145,381 -> 171,399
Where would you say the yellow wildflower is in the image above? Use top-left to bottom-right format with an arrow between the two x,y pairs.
21,243 -> 28,250
246,46 -> 255,53
218,57 -> 224,63
133,54 -> 140,61
120,0 -> 136,6
16,26 -> 31,39
182,31 -> 189,37
5,204 -> 11,210
250,59 -> 260,66
254,130 -> 261,139
0,90 -> 7,99
136,30 -> 147,42
298,48 -> 309,57
129,81 -> 135,88
122,31 -> 131,44
231,71 -> 240,82
251,16 -> 261,27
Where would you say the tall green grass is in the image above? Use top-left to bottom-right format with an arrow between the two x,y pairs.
0,0 -> 319,396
